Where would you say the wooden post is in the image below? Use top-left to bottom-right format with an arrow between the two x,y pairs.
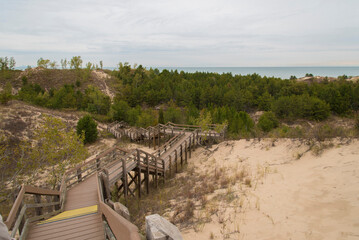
169,155 -> 172,178
155,157 -> 158,188
185,141 -> 188,163
137,150 -> 141,198
122,159 -> 128,202
96,158 -> 100,170
157,126 -> 160,147
77,168 -> 82,183
162,159 -> 166,184
180,145 -> 183,167
148,128 -> 151,148
34,195 -> 42,216
175,150 -> 178,173
146,154 -> 150,194
189,136 -> 192,159
53,195 -> 60,211
153,130 -> 156,150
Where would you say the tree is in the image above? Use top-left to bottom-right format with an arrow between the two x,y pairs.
60,59 -> 68,69
9,57 -> 16,70
111,100 -> 130,122
257,111 -> 279,132
37,58 -> 51,68
0,116 -> 88,193
49,61 -> 57,69
32,116 -> 88,187
77,115 -> 98,144
0,57 -> 9,70
100,60 -> 103,69
70,56 -> 83,69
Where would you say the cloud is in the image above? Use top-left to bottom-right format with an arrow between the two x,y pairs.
1,0 -> 359,67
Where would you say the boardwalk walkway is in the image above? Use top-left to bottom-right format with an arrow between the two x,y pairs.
5,122 -> 226,240
26,175 -> 104,240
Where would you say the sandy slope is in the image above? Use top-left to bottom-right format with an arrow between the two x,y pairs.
181,139 -> 359,240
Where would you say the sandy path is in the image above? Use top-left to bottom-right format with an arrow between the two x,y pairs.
181,139 -> 359,240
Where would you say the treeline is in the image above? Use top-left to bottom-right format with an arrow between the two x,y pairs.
2,57 -> 359,137
114,65 -> 359,118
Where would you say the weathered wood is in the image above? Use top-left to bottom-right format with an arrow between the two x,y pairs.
169,155 -> 172,177
146,154 -> 150,194
189,136 -> 192,159
34,195 -> 42,216
137,151 -> 141,198
185,141 -> 188,163
155,157 -> 158,188
180,145 -> 183,167
122,159 -> 128,202
77,168 -> 82,183
175,150 -> 178,173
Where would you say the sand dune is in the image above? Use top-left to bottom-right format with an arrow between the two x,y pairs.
181,138 -> 359,240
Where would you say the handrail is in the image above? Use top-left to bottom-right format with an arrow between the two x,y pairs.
96,172 -> 141,240
5,186 -> 60,229
152,133 -> 184,157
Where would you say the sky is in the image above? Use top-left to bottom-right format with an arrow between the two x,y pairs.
0,0 -> 358,68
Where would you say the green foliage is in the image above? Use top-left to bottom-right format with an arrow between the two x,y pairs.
37,58 -> 51,68
84,85 -> 111,115
257,111 -> 279,132
158,108 -> 164,124
111,100 -> 130,122
272,95 -> 330,121
70,56 -> 83,69
137,110 -> 156,128
0,82 -> 12,104
228,111 -> 254,136
77,115 -> 98,144
164,102 -> 183,123
0,56 -> 16,70
0,116 -> 88,192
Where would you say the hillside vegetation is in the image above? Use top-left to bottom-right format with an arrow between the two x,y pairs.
1,57 -> 359,139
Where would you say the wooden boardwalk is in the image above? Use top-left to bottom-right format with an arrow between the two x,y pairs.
26,175 -> 105,240
5,121 -> 226,240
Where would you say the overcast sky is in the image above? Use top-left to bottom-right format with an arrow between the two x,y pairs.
1,0 -> 358,67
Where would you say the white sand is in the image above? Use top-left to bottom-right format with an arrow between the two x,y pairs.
181,139 -> 359,240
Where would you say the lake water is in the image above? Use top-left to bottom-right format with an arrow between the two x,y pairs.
153,66 -> 359,79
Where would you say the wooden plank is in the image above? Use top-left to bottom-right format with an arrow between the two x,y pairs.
5,185 -> 25,229
137,151 -> 141,198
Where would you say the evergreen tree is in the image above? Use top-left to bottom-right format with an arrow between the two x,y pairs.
76,115 -> 98,144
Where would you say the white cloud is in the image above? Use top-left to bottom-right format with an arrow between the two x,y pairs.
1,0 -> 358,67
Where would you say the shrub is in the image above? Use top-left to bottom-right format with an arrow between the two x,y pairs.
257,111 -> 279,132
76,115 -> 98,144
0,82 -> 12,105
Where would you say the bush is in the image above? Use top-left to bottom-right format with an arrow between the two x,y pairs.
257,111 -> 279,132
0,82 -> 12,104
76,115 -> 98,144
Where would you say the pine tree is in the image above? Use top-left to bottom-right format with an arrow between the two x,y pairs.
76,115 -> 98,144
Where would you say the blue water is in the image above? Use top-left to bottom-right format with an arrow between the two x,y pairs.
153,66 -> 359,79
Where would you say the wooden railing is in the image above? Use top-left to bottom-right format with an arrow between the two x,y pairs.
5,186 -> 61,239
96,172 -> 141,240
152,133 -> 185,157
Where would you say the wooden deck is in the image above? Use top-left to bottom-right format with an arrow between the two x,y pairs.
26,175 -> 105,240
